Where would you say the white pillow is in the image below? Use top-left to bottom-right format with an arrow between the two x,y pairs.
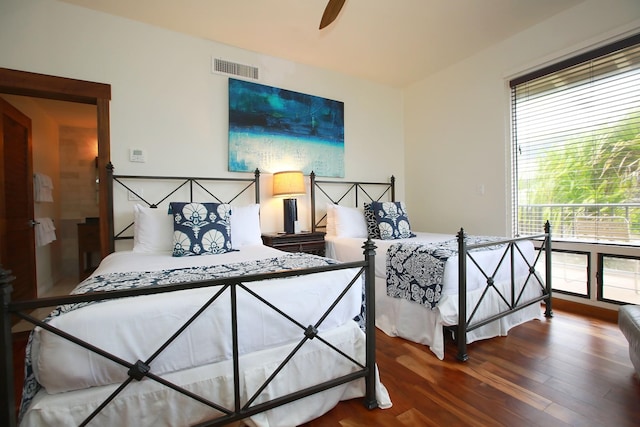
332,204 -> 367,238
133,204 -> 173,253
230,204 -> 262,248
326,203 -> 337,236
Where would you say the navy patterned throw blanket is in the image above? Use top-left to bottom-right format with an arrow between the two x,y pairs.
20,252 -> 356,419
386,236 -> 505,309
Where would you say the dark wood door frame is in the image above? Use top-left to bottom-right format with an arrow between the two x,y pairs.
0,67 -> 112,257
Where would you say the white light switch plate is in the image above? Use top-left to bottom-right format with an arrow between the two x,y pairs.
129,148 -> 146,163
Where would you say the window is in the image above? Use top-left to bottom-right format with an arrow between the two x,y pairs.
535,250 -> 590,297
510,33 -> 640,244
599,254 -> 640,305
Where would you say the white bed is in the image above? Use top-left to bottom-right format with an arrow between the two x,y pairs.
9,173 -> 392,427
309,173 -> 551,361
31,246 -> 360,393
24,320 -> 382,427
20,246 -> 391,427
326,232 -> 543,360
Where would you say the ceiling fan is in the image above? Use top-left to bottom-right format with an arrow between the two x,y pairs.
319,0 -> 346,29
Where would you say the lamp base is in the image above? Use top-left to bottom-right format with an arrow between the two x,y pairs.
283,198 -> 297,234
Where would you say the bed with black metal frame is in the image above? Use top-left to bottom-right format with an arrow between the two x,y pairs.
310,172 -> 553,362
0,167 -> 390,427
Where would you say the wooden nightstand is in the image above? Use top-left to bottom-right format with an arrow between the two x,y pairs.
77,219 -> 101,280
261,232 -> 326,256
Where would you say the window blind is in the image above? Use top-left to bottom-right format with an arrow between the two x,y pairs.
511,33 -> 640,244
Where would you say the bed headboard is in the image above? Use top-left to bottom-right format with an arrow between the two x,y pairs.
310,171 -> 395,233
108,168 -> 260,252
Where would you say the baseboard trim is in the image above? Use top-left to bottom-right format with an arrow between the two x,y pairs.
550,297 -> 619,323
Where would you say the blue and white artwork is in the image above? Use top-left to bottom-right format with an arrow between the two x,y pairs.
228,78 -> 344,177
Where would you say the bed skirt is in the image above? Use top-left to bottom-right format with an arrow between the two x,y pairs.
373,275 -> 542,360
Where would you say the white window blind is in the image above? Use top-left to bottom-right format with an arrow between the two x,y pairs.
511,33 -> 640,244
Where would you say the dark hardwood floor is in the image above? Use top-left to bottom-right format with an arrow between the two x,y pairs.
302,308 -> 640,427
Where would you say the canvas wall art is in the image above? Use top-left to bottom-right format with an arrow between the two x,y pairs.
228,78 -> 345,177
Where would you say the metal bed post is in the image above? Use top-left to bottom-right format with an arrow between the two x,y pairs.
544,220 -> 553,318
106,162 -> 115,253
310,171 -> 317,232
510,241 -> 516,308
390,176 -> 395,202
456,228 -> 469,362
230,284 -> 241,416
253,169 -> 261,203
0,265 -> 16,427
362,238 -> 378,409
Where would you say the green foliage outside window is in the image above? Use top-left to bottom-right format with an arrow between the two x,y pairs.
522,110 -> 640,236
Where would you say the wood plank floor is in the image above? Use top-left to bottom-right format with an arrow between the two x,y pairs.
302,309 -> 640,427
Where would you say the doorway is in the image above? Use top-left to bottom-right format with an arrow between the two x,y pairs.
2,94 -> 100,293
0,98 -> 36,302
0,68 -> 111,297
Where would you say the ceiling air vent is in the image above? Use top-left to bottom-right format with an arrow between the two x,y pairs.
212,58 -> 259,81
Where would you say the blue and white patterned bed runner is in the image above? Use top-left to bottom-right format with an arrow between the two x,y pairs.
386,236 -> 504,309
19,252 -> 344,419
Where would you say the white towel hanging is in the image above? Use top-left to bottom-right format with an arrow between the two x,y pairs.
35,218 -> 56,247
34,173 -> 54,202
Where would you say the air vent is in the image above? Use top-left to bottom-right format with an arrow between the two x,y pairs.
212,58 -> 259,80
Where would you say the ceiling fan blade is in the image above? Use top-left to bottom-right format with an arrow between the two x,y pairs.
319,0 -> 346,29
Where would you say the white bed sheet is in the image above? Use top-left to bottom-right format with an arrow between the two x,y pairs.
326,233 -> 543,359
31,244 -> 363,394
22,321 -> 392,427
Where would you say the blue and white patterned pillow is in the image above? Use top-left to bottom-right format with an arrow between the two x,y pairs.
370,201 -> 416,240
170,202 -> 233,256
364,203 -> 381,239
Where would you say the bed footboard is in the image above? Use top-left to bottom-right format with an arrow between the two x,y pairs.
455,221 -> 552,362
0,242 -> 379,426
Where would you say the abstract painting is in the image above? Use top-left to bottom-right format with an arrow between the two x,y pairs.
228,78 -> 344,177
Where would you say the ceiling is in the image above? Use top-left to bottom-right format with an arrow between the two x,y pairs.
25,0 -> 585,127
57,0 -> 585,88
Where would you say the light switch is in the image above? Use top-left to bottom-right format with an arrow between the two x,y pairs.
129,148 -> 146,163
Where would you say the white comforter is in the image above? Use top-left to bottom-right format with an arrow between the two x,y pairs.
326,232 -> 544,359
31,245 -> 363,394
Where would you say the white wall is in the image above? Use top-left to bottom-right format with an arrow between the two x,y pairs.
0,0 -> 404,234
404,0 -> 640,236
5,0 -> 638,238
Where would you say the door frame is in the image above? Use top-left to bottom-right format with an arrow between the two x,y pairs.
0,68 -> 112,256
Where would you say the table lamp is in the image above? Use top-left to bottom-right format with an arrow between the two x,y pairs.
273,171 -> 306,234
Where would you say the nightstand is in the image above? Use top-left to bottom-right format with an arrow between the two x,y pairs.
77,219 -> 101,280
261,232 -> 326,256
